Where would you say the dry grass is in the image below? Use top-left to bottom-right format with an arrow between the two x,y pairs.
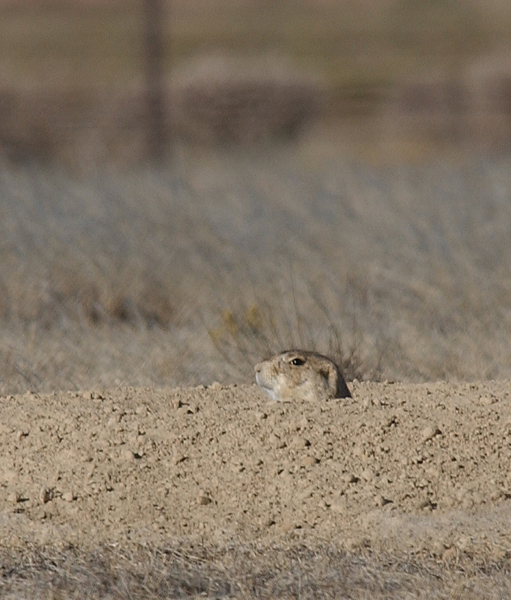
1,541 -> 511,600
0,148 -> 510,394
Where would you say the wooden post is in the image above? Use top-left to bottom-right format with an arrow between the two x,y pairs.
143,0 -> 167,162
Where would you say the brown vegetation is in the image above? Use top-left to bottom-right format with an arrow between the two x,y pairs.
0,149 -> 510,395
2,542 -> 510,599
0,62 -> 323,164
385,51 -> 511,153
171,56 -> 324,145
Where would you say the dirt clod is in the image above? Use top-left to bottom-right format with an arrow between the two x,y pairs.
420,424 -> 441,442
39,487 -> 54,504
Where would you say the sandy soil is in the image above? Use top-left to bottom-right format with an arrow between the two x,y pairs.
1,380 -> 511,562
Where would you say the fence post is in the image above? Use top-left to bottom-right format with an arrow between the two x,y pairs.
143,0 -> 167,162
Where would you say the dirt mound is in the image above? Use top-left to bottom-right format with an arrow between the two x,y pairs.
1,381 -> 511,560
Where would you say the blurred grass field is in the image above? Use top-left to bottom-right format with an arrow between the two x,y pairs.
0,148 -> 510,394
0,0 -> 510,393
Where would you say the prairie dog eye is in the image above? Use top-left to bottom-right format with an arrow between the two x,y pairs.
290,357 -> 305,366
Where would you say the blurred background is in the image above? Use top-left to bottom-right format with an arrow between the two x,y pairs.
2,0 -> 511,163
1,0 -> 511,393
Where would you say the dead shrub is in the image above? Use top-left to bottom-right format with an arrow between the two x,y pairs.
383,52 -> 511,150
170,55 -> 325,144
0,55 -> 324,165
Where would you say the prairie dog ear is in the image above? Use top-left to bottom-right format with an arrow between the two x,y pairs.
320,363 -> 339,397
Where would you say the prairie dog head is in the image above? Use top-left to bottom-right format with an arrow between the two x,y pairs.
254,350 -> 351,402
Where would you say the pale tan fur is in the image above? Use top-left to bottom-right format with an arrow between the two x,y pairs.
254,349 -> 351,402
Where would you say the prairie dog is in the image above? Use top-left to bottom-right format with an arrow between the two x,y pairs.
254,350 -> 351,402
